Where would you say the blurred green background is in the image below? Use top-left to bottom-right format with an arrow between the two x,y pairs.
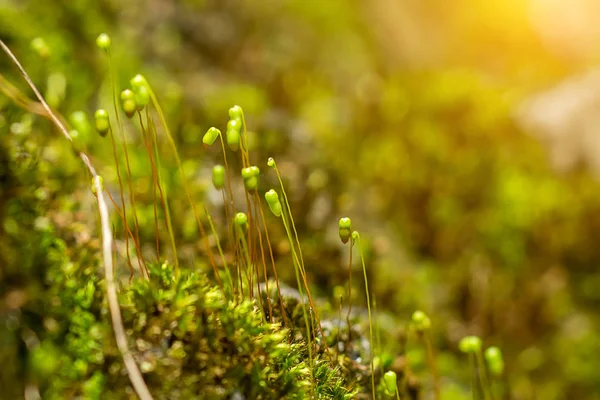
2,0 -> 600,399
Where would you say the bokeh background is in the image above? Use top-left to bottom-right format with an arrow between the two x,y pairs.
2,0 -> 600,399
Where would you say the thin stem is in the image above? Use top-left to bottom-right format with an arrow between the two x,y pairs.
470,353 -> 478,400
145,113 -> 180,276
0,40 -> 153,400
253,193 -> 273,322
204,206 -> 230,296
424,331 -> 441,400
106,48 -> 146,278
244,190 -> 255,298
107,124 -> 135,279
346,241 -> 353,348
257,201 -> 288,328
281,214 -> 314,391
238,108 -> 251,167
105,189 -> 145,269
218,133 -> 236,254
476,349 -> 494,400
146,85 -> 220,281
144,111 -> 160,260
273,164 -> 333,364
237,226 -> 254,301
354,234 -> 375,400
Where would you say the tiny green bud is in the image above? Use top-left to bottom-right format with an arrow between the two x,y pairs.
338,217 -> 352,244
91,176 -> 104,195
351,230 -> 360,241
120,89 -> 136,118
459,336 -> 482,354
234,212 -> 248,232
383,371 -> 397,395
95,33 -> 111,51
265,189 -> 282,217
212,165 -> 225,190
484,346 -> 504,376
130,74 -> 148,91
69,111 -> 92,137
229,105 -> 243,121
412,310 -> 431,332
30,37 -> 50,59
203,127 -> 220,147
226,118 -> 241,151
242,166 -> 260,192
267,157 -> 275,167
133,84 -> 150,110
94,109 -> 110,137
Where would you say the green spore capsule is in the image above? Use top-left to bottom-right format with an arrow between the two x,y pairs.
130,74 -> 148,91
120,89 -> 136,118
30,37 -> 50,59
265,189 -> 282,217
91,176 -> 104,195
484,346 -> 504,376
203,127 -> 220,147
226,118 -> 241,151
459,336 -> 482,354
134,84 -> 150,110
69,111 -> 92,137
96,33 -> 111,51
234,212 -> 248,233
242,166 -> 260,192
338,217 -> 352,244
212,165 -> 225,190
383,371 -> 397,395
267,157 -> 276,167
412,310 -> 431,332
94,109 -> 110,137
229,105 -> 243,121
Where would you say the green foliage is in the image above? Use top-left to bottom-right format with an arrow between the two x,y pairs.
3,0 -> 600,398
119,262 -> 343,399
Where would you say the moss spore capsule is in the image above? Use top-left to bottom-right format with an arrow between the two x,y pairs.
95,33 -> 111,51
234,212 -> 248,232
484,346 -> 504,376
130,74 -> 148,91
265,189 -> 282,217
120,89 -> 136,118
94,109 -> 110,137
134,84 -> 150,110
229,105 -> 243,121
242,165 -> 260,192
212,165 -> 225,190
338,217 -> 352,244
129,75 -> 150,110
459,335 -> 482,354
226,118 -> 241,151
30,37 -> 50,59
203,127 -> 220,147
267,157 -> 275,167
412,310 -> 431,332
383,371 -> 397,395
